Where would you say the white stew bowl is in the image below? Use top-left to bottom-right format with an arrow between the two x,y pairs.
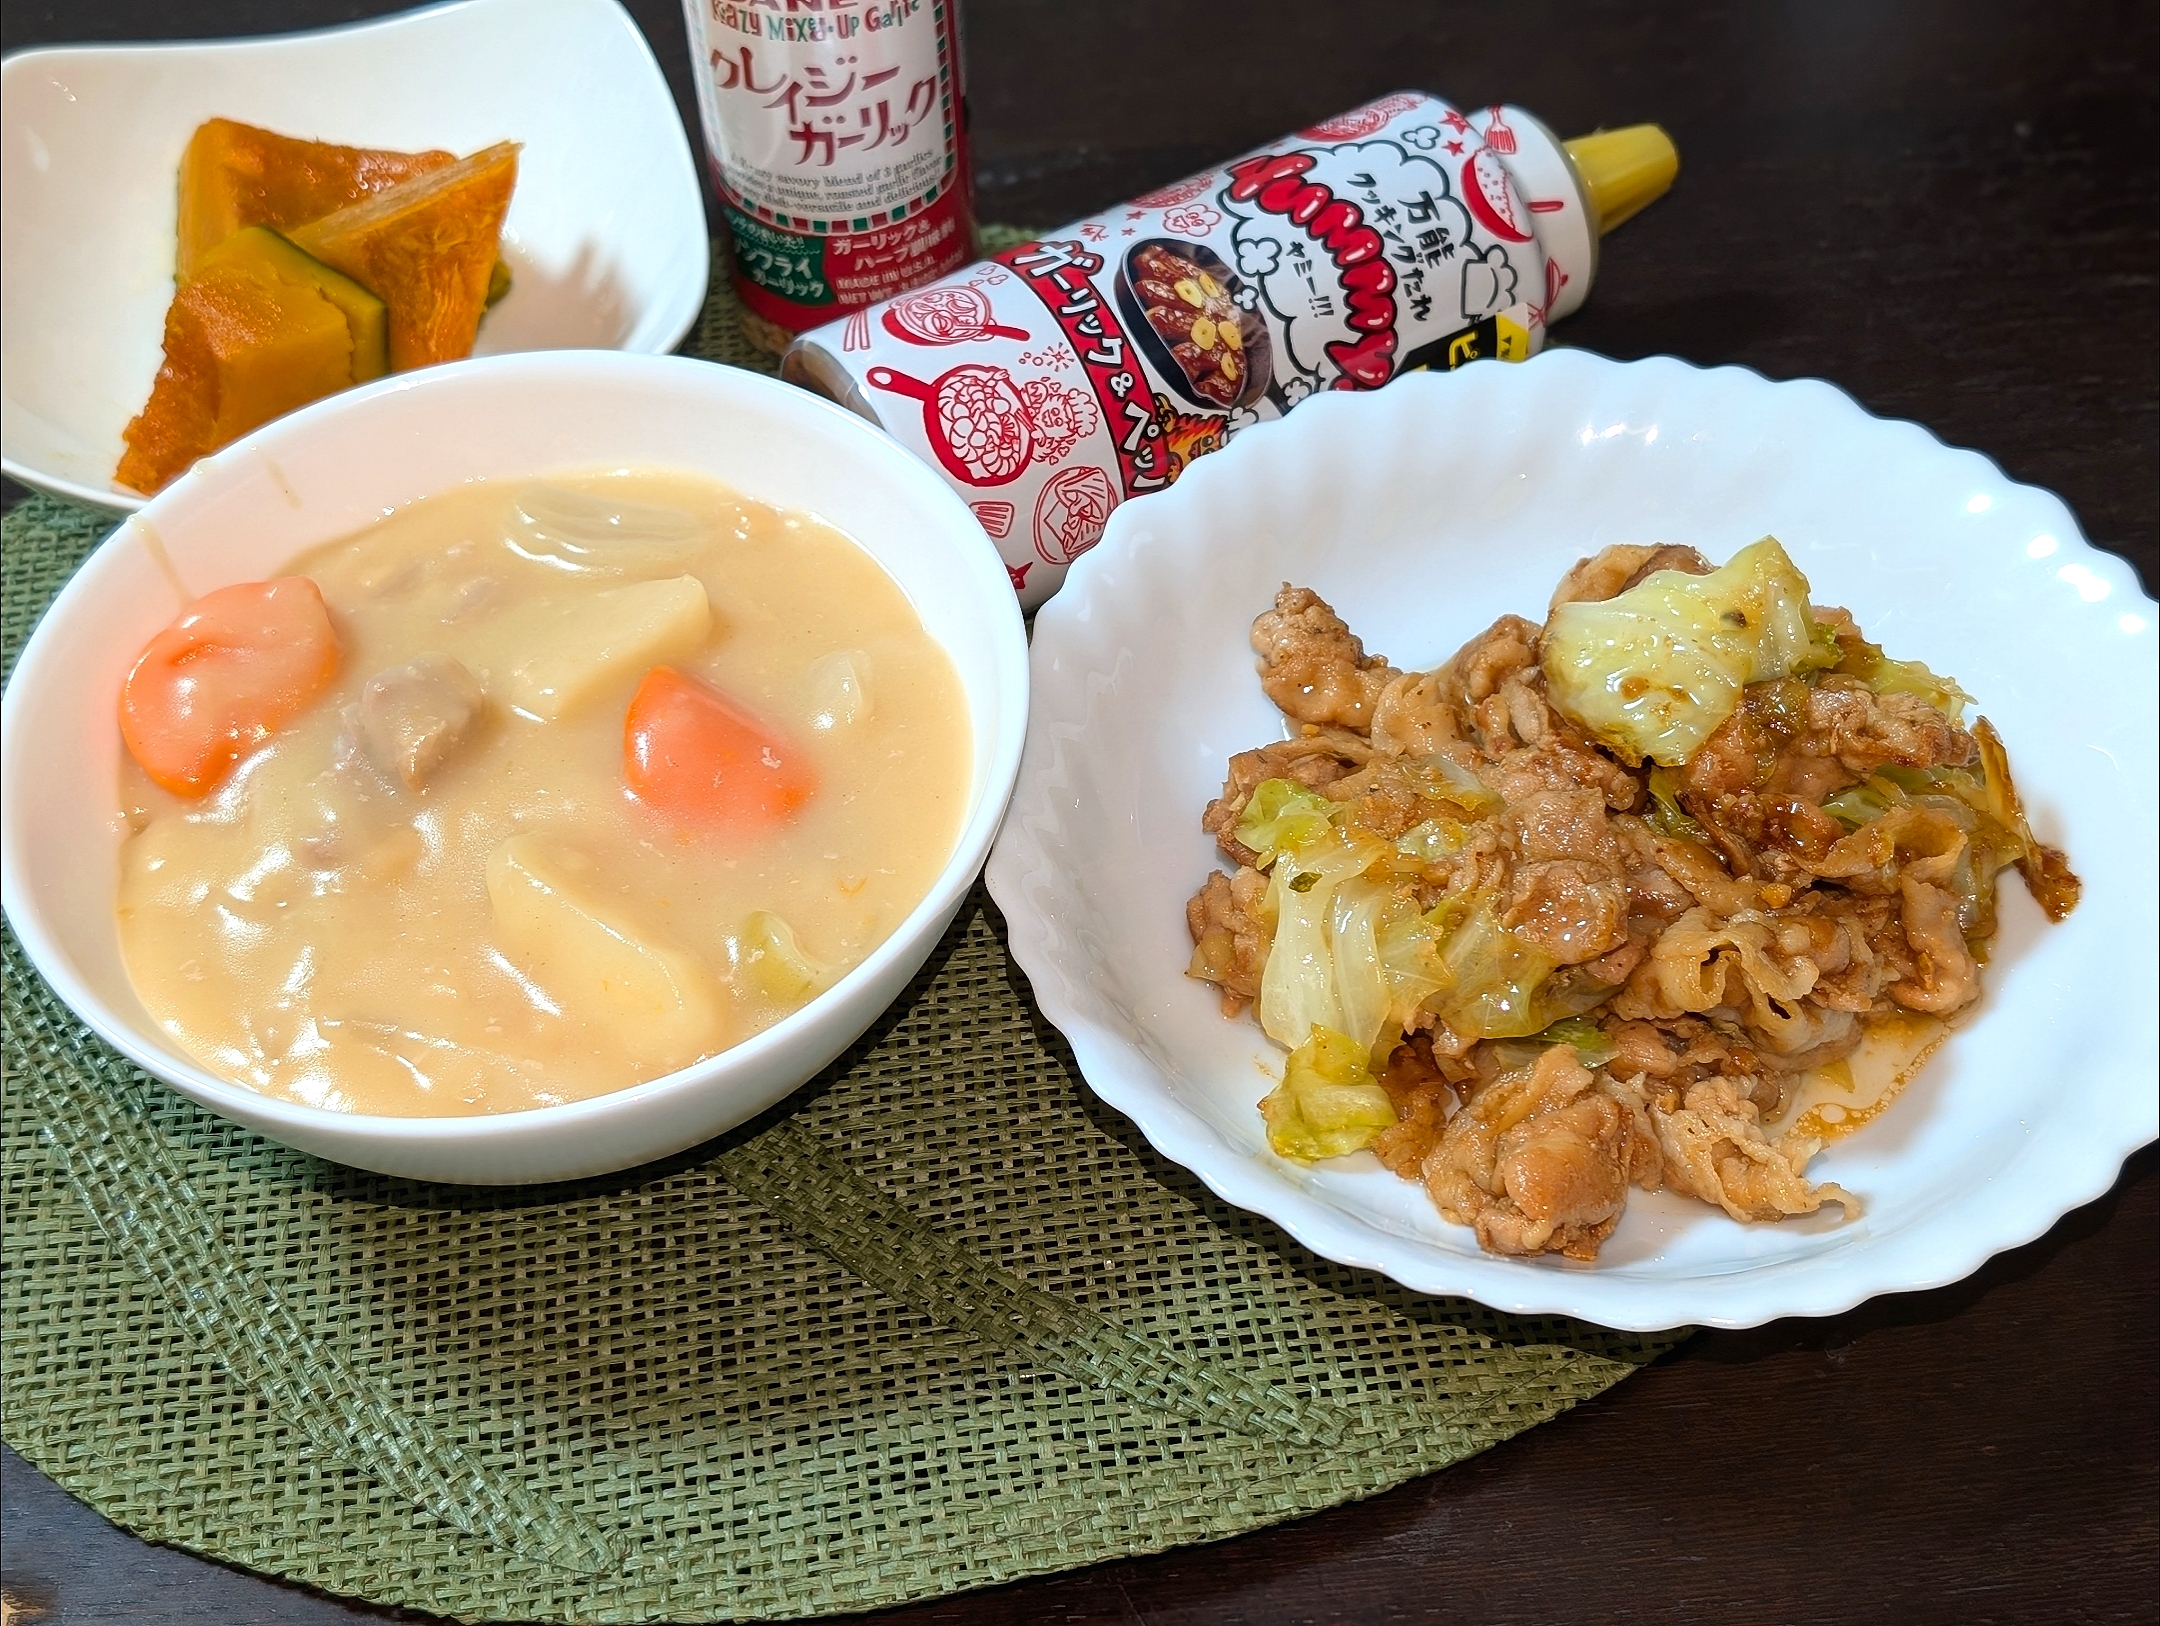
1,351 -> 1027,1184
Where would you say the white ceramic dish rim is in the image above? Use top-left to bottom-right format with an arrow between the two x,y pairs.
986,349 -> 2158,1332
0,0 -> 710,512
1,351 -> 1027,1167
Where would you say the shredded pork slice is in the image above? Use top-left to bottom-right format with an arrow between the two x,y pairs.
1547,542 -> 1713,610
1449,614 -> 1542,702
1200,730 -> 1369,865
1373,1034 -> 1457,1178
1250,585 -> 1399,733
1185,866 -> 1272,1015
1685,679 -> 1977,806
1421,1045 -> 1644,1262
1369,669 -> 1463,757
1503,861 -> 1630,965
1508,786 -> 1631,867
1646,1075 -> 1857,1224
1677,679 -> 1979,885
1806,682 -> 1977,778
1889,856 -> 1981,1014
1498,787 -> 1635,963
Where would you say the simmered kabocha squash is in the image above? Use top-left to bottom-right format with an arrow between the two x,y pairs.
119,126 -> 520,494
175,118 -> 456,277
197,227 -> 389,382
115,256 -> 359,494
288,143 -> 520,371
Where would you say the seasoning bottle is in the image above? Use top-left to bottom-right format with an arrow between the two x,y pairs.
783,95 -> 1677,607
680,0 -> 977,352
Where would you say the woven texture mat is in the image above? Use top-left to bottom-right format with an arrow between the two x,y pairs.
0,241 -> 1679,1624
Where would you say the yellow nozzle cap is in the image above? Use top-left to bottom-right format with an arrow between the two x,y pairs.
1562,124 -> 1678,236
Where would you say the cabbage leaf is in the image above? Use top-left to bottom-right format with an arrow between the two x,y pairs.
1541,537 -> 1825,766
1823,776 -> 1907,830
1395,818 -> 1469,861
1259,1025 -> 1398,1161
1829,632 -> 1972,722
736,910 -> 828,1001
1644,764 -> 1708,841
1256,827 -> 1389,1048
1260,835 -> 1613,1055
1529,1015 -> 1619,1067
1415,753 -> 1502,815
1813,719 -> 2078,939
1235,778 -> 1336,866
1425,892 -> 1575,1039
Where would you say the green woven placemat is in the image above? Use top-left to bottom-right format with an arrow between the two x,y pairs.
0,240 -> 1679,1624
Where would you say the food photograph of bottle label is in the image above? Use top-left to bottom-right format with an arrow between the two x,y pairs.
785,94 -> 1622,605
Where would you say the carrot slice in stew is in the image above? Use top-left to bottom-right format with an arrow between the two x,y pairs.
623,666 -> 816,830
119,577 -> 339,796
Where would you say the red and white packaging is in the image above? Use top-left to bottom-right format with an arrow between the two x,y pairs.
681,0 -> 975,346
783,94 -> 1600,607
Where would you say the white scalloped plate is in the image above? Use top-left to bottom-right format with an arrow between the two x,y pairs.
985,351 -> 2157,1332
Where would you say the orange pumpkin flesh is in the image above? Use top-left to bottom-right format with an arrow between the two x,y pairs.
115,259 -> 357,495
288,142 -> 520,371
175,118 -> 456,278
120,127 -> 520,493
197,226 -> 389,382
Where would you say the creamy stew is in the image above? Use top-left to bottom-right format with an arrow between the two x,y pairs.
116,472 -> 969,1115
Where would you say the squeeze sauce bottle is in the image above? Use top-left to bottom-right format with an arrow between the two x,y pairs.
783,97 -> 1677,607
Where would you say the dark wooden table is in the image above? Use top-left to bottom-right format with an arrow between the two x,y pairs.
2,2 -> 2154,1622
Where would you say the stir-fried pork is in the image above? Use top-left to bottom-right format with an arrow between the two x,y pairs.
1250,584 -> 1399,732
1185,544 -> 2076,1261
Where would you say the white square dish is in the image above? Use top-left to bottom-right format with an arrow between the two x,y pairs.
0,0 -> 709,511
986,351 -> 2159,1331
